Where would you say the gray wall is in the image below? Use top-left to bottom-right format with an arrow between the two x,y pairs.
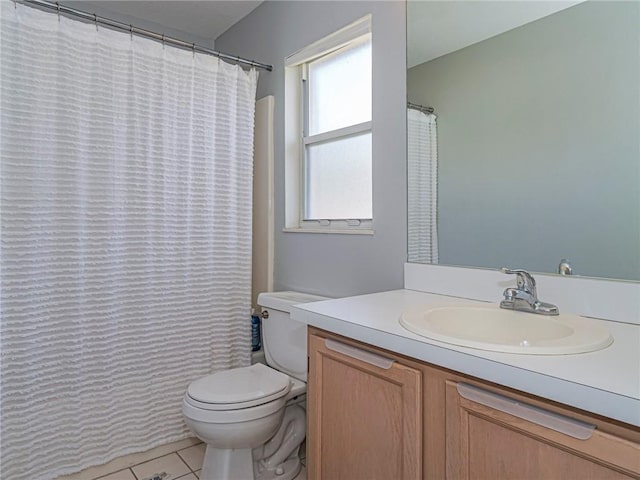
408,1 -> 640,281
217,1 -> 407,297
64,2 -> 213,46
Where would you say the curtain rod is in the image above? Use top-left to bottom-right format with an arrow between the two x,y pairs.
16,0 -> 273,72
408,102 -> 434,114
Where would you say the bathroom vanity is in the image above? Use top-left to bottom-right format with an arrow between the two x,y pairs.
293,2 -> 640,477
292,285 -> 640,480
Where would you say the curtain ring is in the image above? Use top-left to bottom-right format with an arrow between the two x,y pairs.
56,2 -> 61,21
192,43 -> 196,58
130,24 -> 133,41
94,13 -> 98,31
162,34 -> 165,48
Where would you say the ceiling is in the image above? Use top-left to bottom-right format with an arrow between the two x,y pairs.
66,1 -> 263,42
61,1 -> 582,67
408,1 -> 582,68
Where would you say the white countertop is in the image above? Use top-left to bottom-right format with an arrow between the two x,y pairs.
291,289 -> 640,427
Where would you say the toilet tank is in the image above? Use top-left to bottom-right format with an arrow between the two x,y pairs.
257,291 -> 329,382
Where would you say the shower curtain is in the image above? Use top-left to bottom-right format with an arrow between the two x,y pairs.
1,2 -> 258,479
407,108 -> 439,264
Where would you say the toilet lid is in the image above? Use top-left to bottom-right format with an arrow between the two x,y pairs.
187,363 -> 291,405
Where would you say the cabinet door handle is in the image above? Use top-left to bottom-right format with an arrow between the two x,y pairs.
457,383 -> 596,440
325,339 -> 395,369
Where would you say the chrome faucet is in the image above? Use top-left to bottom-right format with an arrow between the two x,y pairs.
499,268 -> 559,315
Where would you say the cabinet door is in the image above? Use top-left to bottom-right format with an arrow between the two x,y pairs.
307,332 -> 422,480
445,380 -> 640,480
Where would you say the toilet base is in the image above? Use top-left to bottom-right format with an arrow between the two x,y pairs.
200,447 -> 254,480
197,446 -> 301,480
188,399 -> 306,480
252,403 -> 305,480
255,456 -> 301,480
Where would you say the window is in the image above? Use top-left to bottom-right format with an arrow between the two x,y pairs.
285,16 -> 373,233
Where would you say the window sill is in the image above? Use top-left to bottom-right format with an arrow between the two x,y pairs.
282,227 -> 374,235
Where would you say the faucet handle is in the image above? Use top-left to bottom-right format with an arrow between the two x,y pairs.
500,267 -> 537,296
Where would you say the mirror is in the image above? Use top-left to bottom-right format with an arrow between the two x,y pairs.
407,1 -> 639,281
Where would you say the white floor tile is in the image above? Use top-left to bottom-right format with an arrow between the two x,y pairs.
56,438 -> 201,480
176,474 -> 198,480
95,470 -> 136,480
177,443 -> 206,471
131,453 -> 190,480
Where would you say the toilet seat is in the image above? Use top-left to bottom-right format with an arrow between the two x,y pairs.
183,392 -> 288,424
186,363 -> 292,411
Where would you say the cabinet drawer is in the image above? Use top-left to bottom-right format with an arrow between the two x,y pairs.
446,380 -> 640,479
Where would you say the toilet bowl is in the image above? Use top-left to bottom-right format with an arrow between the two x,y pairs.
182,291 -> 328,480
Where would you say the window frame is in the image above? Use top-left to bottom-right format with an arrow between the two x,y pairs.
284,15 -> 373,234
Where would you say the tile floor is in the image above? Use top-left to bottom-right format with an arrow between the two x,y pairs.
93,442 -> 307,480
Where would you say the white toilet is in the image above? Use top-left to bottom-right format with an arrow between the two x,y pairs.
182,291 -> 328,480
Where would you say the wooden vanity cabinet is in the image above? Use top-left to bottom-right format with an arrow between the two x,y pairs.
446,380 -> 640,479
307,330 -> 423,480
307,327 -> 640,480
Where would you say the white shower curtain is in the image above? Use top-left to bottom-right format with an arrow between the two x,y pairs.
1,2 -> 258,479
407,108 -> 439,264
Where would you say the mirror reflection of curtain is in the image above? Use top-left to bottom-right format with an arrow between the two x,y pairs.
407,108 -> 438,263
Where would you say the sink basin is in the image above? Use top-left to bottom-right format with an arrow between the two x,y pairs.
399,304 -> 613,355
